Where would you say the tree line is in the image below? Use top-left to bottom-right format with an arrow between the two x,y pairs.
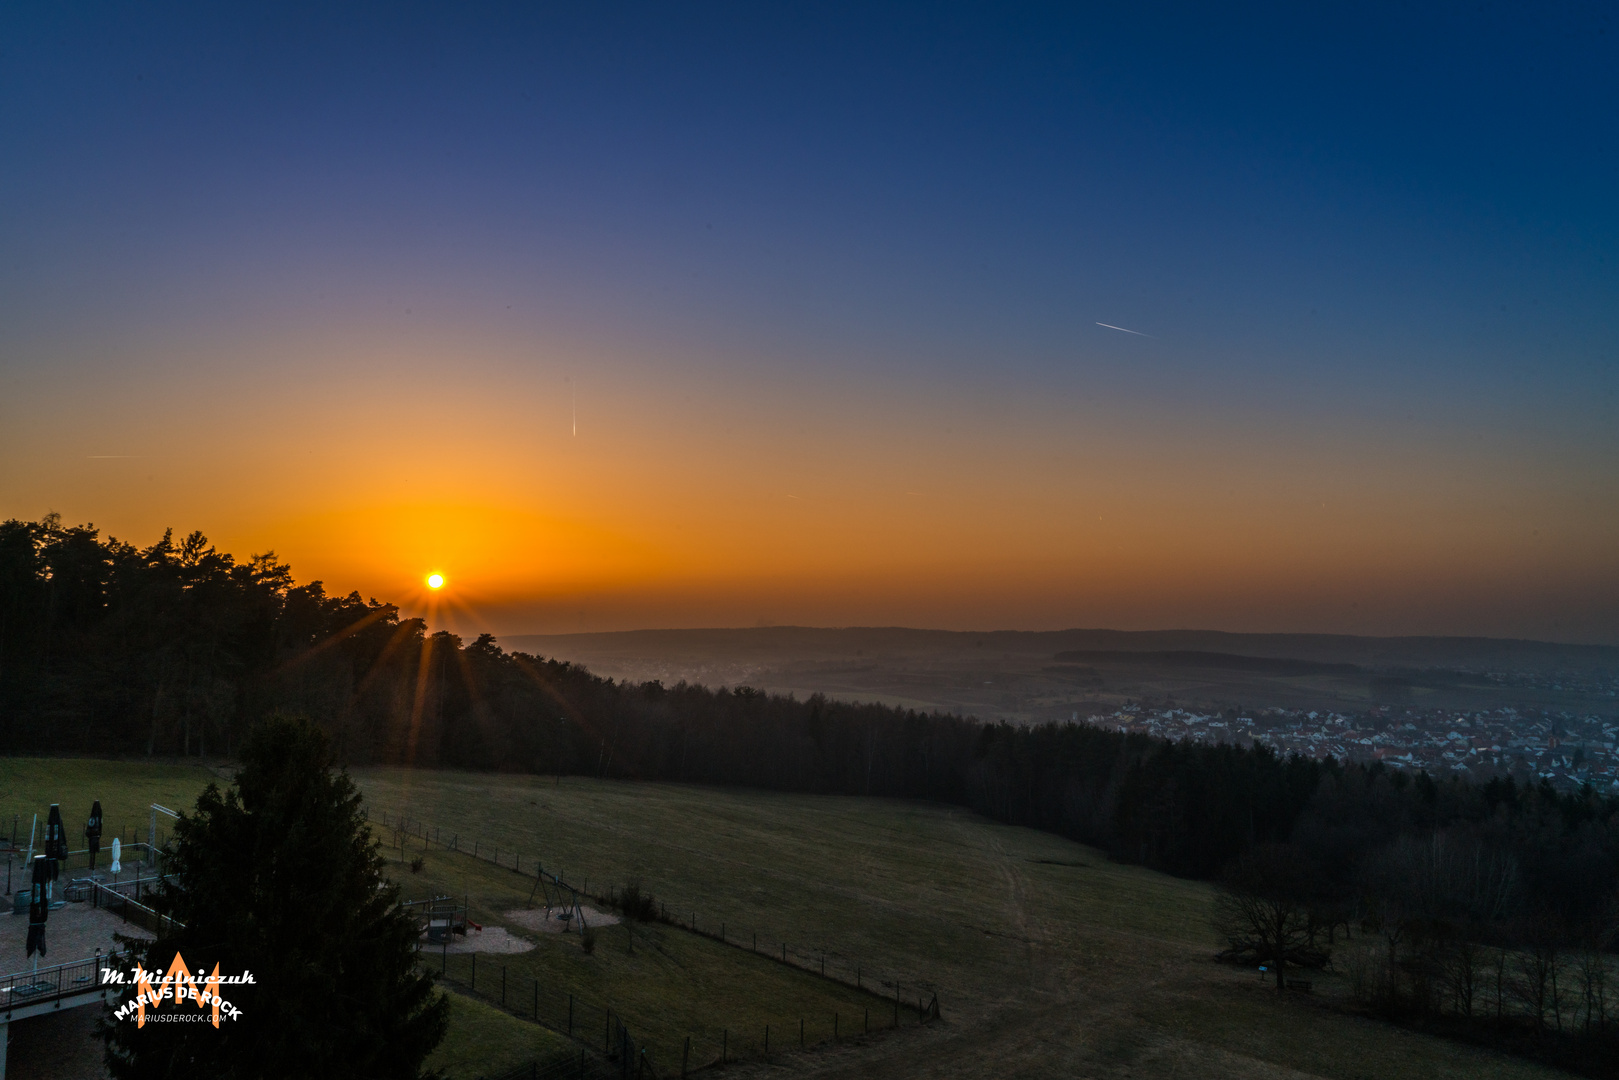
4,515 -> 1617,1068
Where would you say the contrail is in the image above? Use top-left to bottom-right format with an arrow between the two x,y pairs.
1096,322 -> 1153,337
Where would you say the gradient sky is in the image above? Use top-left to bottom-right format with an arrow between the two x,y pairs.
2,3 -> 1616,642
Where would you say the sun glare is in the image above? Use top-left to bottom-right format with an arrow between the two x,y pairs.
426,573 -> 445,590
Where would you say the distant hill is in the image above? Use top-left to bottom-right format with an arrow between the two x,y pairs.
503,626 -> 1618,674
499,627 -> 1619,722
1050,650 -> 1364,677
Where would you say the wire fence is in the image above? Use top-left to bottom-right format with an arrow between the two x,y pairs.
435,953 -> 661,1078
374,807 -> 942,1017
382,807 -> 941,1075
432,945 -> 932,1080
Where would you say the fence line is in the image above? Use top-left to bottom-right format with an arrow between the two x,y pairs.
88,878 -> 185,935
372,806 -> 942,1019
428,943 -> 932,1079
431,951 -> 662,1078
3,823 -> 168,894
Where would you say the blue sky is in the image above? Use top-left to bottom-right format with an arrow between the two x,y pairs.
3,2 -> 1616,639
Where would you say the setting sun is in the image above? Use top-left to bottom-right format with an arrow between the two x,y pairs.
426,573 -> 445,590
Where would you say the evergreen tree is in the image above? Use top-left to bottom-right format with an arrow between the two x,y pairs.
103,715 -> 448,1079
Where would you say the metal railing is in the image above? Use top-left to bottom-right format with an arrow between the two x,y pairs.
89,878 -> 185,935
0,948 -> 132,1017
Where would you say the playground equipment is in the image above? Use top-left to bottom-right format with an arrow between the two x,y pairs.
527,863 -> 588,933
402,895 -> 476,943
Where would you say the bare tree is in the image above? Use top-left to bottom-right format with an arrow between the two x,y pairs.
1358,829 -> 1520,1017
1213,844 -> 1329,995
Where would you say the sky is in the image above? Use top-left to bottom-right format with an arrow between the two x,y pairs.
2,2 -> 1616,643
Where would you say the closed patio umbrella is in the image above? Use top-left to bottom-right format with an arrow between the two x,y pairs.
44,803 -> 67,906
25,854 -> 48,958
86,800 -> 103,869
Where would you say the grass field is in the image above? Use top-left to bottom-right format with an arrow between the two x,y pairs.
0,757 -> 1572,1080
393,834 -> 893,1068
425,991 -> 574,1079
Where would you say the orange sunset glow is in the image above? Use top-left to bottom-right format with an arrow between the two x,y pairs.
3,5 -> 1615,646
6,328 -> 1612,642
7,10 -> 1619,1080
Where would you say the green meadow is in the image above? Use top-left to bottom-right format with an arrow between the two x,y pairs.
0,758 -> 1566,1079
425,991 -> 573,1079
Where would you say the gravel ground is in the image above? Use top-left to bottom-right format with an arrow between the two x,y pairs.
503,904 -> 619,934
420,925 -> 536,955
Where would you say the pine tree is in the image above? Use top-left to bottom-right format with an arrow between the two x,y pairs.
104,715 -> 448,1078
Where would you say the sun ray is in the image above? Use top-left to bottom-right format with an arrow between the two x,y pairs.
271,604 -> 397,676
405,633 -> 436,767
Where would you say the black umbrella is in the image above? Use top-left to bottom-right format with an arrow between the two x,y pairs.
86,800 -> 103,870
45,803 -> 67,889
25,855 -> 48,958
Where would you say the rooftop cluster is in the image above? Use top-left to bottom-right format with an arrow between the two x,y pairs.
1098,705 -> 1619,791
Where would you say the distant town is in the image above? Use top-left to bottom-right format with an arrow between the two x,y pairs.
1097,704 -> 1619,791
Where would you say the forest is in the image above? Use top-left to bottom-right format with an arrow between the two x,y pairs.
3,516 -> 1617,1066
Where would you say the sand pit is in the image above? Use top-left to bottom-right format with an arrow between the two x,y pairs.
503,905 -> 619,935
420,925 -> 535,955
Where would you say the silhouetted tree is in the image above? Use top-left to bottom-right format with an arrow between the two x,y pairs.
1213,843 -> 1331,994
103,715 -> 448,1079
